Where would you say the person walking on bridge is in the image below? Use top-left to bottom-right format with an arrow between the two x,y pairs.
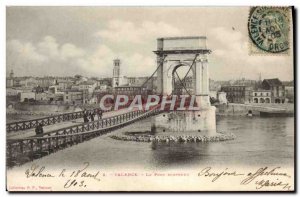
83,112 -> 89,123
90,112 -> 95,122
35,123 -> 44,135
97,109 -> 103,120
35,123 -> 44,149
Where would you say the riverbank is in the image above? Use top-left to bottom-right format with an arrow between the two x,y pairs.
216,103 -> 294,116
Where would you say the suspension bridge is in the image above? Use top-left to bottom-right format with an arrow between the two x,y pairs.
6,36 -> 217,167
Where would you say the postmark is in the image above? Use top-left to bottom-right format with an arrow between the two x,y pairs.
248,7 -> 291,54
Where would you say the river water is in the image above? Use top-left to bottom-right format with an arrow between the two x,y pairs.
11,116 -> 294,170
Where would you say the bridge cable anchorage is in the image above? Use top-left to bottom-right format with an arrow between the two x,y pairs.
140,54 -> 167,89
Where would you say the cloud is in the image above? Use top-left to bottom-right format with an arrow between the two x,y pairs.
208,27 -> 293,80
7,39 -> 47,62
96,20 -> 182,45
76,44 -> 115,76
7,23 -> 293,81
7,33 -> 158,77
37,36 -> 86,60
90,19 -> 185,76
7,20 -> 177,77
60,43 -> 86,60
118,53 -> 156,77
75,45 -> 156,77
7,36 -> 90,76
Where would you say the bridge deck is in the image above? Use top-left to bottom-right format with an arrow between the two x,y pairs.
7,108 -> 135,140
7,120 -> 83,139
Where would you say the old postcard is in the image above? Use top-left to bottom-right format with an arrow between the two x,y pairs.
6,6 -> 295,192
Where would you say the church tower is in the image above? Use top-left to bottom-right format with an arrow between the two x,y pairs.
6,69 -> 14,87
112,59 -> 121,88
9,69 -> 14,78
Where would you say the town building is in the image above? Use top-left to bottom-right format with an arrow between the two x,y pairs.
6,88 -> 22,96
17,77 -> 38,88
126,76 -> 157,92
13,79 -> 21,87
63,90 -> 85,105
97,78 -> 112,87
252,89 -> 272,103
57,80 -> 73,91
95,85 -> 109,92
114,86 -> 142,100
71,84 -> 80,90
283,81 -> 294,103
33,86 -> 45,93
48,86 -> 58,94
35,77 -> 56,88
47,92 -> 64,103
233,78 -> 258,87
74,75 -> 88,85
35,92 -> 48,101
20,92 -> 36,102
220,85 -> 252,103
261,78 -> 285,103
78,80 -> 97,93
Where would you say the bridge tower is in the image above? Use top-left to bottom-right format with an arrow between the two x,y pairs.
152,37 -> 216,136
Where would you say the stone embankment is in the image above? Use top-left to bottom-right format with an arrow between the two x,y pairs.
110,131 -> 236,143
216,103 -> 294,116
6,110 -> 63,116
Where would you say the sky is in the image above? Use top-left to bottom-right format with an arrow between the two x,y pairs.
6,7 -> 294,81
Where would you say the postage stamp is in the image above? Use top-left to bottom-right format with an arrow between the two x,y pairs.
248,6 -> 291,55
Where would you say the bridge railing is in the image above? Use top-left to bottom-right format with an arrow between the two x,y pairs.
6,108 -> 107,133
6,103 -> 137,133
6,107 -> 162,167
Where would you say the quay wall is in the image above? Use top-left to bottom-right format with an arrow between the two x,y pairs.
216,103 -> 294,116
8,103 -> 82,113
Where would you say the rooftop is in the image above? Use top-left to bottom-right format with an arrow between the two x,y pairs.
263,78 -> 282,86
79,81 -> 96,85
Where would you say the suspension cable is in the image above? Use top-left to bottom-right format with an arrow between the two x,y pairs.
140,55 -> 167,89
174,70 -> 192,97
181,53 -> 199,82
171,53 -> 199,96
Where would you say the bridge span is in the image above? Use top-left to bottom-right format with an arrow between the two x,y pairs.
6,106 -> 162,167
